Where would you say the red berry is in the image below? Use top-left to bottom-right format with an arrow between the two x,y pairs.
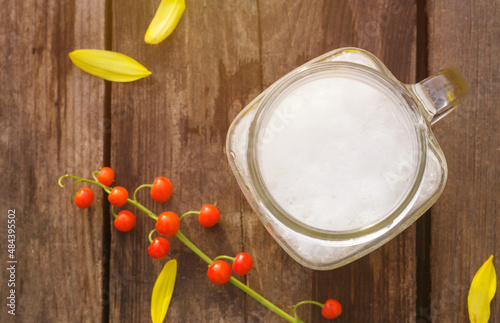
156,211 -> 180,237
97,167 -> 115,186
74,188 -> 94,209
232,252 -> 253,275
108,186 -> 128,207
322,299 -> 342,319
114,210 -> 136,232
207,260 -> 232,285
148,237 -> 170,259
150,177 -> 173,203
198,205 -> 220,227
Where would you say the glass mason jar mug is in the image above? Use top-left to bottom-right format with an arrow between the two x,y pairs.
226,48 -> 468,270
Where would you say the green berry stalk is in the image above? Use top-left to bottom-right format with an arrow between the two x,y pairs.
59,169 -> 342,322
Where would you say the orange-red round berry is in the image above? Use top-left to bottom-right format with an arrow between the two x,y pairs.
97,167 -> 115,186
198,205 -> 220,227
148,237 -> 170,259
156,211 -> 180,237
108,186 -> 128,207
74,188 -> 94,209
114,210 -> 136,232
150,177 -> 173,203
207,260 -> 232,285
322,299 -> 342,319
232,252 -> 253,275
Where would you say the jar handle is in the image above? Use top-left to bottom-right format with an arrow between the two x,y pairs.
413,67 -> 469,125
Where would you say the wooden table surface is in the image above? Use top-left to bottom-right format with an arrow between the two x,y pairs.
1,0 -> 498,322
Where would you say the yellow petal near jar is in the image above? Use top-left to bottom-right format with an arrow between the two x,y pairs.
69,49 -> 152,82
468,255 -> 497,323
145,0 -> 186,45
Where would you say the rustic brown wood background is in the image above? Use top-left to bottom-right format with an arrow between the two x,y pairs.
1,0 -> 498,322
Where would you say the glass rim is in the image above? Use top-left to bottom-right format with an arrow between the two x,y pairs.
247,62 -> 428,240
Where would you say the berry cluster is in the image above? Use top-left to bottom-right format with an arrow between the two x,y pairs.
208,252 -> 253,284
148,205 -> 219,259
72,168 -> 224,263
60,168 -> 342,322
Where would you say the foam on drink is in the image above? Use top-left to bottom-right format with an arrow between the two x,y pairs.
257,75 -> 419,232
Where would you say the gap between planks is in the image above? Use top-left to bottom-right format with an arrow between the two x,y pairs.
415,0 -> 432,321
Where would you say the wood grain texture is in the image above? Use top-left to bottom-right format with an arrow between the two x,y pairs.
109,0 -> 261,322
0,0 -> 107,322
109,0 -> 420,321
2,0 -> 498,322
428,0 -> 500,322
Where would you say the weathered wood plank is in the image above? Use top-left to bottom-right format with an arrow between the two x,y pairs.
250,1 -> 418,322
0,0 -> 106,322
428,0 -> 500,321
109,0 -> 261,322
4,0 -> 499,322
109,0 -> 421,322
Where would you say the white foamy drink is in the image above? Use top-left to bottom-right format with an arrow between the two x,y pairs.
256,76 -> 418,232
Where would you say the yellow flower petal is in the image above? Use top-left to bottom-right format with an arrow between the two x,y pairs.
145,0 -> 185,44
151,259 -> 177,323
69,49 -> 151,82
468,255 -> 497,323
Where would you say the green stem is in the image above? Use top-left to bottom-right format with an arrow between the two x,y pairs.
111,205 -> 118,219
59,174 -> 156,220
128,199 -> 157,221
133,184 -> 152,201
230,277 -> 299,323
59,174 -> 111,194
292,300 -> 323,319
72,180 -> 85,195
174,231 -> 298,322
213,255 -> 235,262
92,171 -> 99,181
148,229 -> 156,244
175,230 -> 213,265
179,211 -> 200,221
60,173 -> 302,323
